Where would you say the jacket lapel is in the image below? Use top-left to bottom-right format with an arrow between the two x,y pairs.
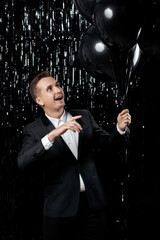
41,113 -> 77,159
41,113 -> 55,132
41,113 -> 67,147
69,110 -> 88,160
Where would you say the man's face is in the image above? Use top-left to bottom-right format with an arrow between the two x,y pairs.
35,77 -> 65,113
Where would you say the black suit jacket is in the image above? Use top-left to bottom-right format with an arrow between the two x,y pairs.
17,109 -> 124,217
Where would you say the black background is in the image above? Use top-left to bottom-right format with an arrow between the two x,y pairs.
0,0 -> 160,239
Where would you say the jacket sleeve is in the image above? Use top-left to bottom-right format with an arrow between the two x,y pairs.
17,124 -> 45,169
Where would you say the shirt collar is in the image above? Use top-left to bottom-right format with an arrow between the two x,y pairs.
45,109 -> 67,127
60,109 -> 67,123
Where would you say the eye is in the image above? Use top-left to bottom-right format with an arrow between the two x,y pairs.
55,81 -> 60,88
47,86 -> 52,91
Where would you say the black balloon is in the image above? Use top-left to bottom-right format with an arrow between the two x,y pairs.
126,43 -> 141,73
94,0 -> 143,53
78,25 -> 115,79
78,24 -> 141,80
121,43 -> 142,101
138,2 -> 160,57
74,0 -> 97,22
107,43 -> 141,104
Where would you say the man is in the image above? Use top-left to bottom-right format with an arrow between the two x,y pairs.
17,70 -> 131,240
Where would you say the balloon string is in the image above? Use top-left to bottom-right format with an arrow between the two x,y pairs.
109,48 -> 132,109
123,65 -> 132,104
109,49 -> 125,108
109,49 -> 132,240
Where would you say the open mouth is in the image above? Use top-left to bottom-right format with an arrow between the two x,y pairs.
55,95 -> 63,101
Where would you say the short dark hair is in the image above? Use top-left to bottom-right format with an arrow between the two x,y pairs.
29,70 -> 50,101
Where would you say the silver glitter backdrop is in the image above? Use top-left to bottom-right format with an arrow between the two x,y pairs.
0,0 -> 153,239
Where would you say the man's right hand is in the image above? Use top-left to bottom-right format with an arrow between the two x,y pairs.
48,115 -> 83,143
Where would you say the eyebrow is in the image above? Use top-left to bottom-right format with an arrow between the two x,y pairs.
46,84 -> 53,91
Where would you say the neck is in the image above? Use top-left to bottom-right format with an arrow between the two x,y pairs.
44,108 -> 64,119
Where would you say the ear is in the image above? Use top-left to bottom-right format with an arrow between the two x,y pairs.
36,96 -> 44,107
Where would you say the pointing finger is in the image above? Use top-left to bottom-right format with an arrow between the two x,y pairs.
70,115 -> 82,121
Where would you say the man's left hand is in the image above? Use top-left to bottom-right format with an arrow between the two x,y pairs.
117,109 -> 131,131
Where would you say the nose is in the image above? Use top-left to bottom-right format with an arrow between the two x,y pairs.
54,86 -> 63,97
55,86 -> 62,93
